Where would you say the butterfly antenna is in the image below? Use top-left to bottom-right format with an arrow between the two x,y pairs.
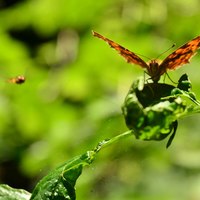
156,43 -> 176,59
135,43 -> 176,60
134,52 -> 151,61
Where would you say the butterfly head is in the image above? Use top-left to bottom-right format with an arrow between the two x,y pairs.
147,59 -> 163,83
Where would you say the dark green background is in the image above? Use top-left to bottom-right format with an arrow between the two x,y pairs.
0,0 -> 200,199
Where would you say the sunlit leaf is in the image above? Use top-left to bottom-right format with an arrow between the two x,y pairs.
122,74 -> 200,147
30,151 -> 96,200
0,184 -> 31,200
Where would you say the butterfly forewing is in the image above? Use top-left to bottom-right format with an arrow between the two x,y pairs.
160,36 -> 200,71
93,30 -> 200,82
92,31 -> 149,69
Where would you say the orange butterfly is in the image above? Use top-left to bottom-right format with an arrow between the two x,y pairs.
92,31 -> 200,83
7,75 -> 26,84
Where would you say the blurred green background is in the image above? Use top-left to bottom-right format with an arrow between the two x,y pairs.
0,0 -> 200,199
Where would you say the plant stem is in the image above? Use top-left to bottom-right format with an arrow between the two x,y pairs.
94,130 -> 133,153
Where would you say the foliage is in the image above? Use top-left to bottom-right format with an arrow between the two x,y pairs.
0,0 -> 200,200
0,184 -> 31,200
122,74 -> 200,147
1,74 -> 200,199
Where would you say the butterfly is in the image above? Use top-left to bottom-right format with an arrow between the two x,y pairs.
92,31 -> 200,83
7,75 -> 26,84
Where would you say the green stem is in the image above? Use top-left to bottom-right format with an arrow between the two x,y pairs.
94,130 -> 133,153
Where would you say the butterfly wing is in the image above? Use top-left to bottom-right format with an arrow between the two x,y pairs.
160,36 -> 200,74
92,31 -> 149,69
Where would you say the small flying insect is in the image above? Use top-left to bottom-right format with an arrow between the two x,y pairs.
7,75 -> 26,84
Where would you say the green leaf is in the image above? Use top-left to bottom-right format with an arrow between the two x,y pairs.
0,184 -> 31,200
30,130 -> 133,200
30,151 -> 96,200
122,74 -> 200,147
0,131 -> 133,200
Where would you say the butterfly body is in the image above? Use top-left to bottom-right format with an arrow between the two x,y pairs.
92,31 -> 200,83
147,59 -> 164,83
